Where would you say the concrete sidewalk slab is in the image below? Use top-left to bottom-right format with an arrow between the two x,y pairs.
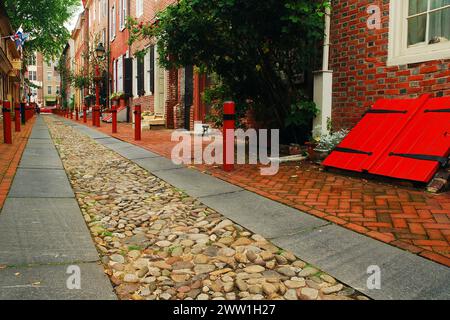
199,190 -> 329,239
153,167 -> 242,198
95,137 -> 125,146
0,198 -> 100,266
76,127 -> 110,139
273,224 -> 450,300
8,168 -> 74,198
0,263 -> 116,300
29,129 -> 51,140
0,117 -> 115,299
108,144 -> 160,160
134,156 -> 182,172
19,145 -> 63,169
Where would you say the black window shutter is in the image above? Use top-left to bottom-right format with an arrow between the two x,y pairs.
184,65 -> 194,107
124,57 -> 133,97
149,46 -> 155,94
137,56 -> 145,96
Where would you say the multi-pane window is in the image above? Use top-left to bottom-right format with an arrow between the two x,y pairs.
136,0 -> 143,17
119,0 -> 127,30
408,0 -> 450,46
102,29 -> 106,45
117,56 -> 124,92
47,71 -> 52,81
28,70 -> 37,81
28,54 -> 36,66
102,0 -> 107,17
388,0 -> 450,65
48,86 -> 52,95
111,5 -> 116,40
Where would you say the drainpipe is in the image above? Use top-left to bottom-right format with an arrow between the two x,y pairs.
322,5 -> 331,71
313,4 -> 333,136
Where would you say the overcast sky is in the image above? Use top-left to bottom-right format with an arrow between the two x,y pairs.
65,2 -> 84,32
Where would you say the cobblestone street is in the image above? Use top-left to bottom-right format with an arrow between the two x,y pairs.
45,117 -> 365,300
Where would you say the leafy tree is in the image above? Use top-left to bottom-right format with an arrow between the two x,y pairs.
128,0 -> 327,142
4,0 -> 80,60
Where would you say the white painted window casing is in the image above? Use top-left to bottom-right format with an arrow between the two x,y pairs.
144,49 -> 151,96
110,6 -> 116,40
120,0 -> 127,31
117,56 -> 124,92
388,0 -> 450,65
136,0 -> 143,17
132,58 -> 138,97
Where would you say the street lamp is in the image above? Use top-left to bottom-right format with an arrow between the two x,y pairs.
94,43 -> 106,127
96,42 -> 106,59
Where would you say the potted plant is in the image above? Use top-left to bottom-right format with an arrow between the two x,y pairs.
305,137 -> 319,159
313,129 -> 350,162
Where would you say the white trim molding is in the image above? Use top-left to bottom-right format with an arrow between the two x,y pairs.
388,0 -> 450,66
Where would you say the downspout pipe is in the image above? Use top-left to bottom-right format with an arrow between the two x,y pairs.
312,2 -> 333,136
322,5 -> 331,72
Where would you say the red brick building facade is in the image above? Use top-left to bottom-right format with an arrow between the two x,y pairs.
329,0 -> 450,130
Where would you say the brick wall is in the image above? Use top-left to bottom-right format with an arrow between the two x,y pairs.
330,1 -> 450,130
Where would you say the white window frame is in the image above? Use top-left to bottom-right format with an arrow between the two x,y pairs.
117,56 -> 124,92
47,86 -> 52,95
47,71 -> 52,81
29,70 -> 36,81
113,59 -> 117,92
144,48 -> 152,95
119,0 -> 127,31
136,0 -> 143,18
388,0 -> 450,66
110,5 -> 116,40
102,0 -> 107,17
132,57 -> 138,97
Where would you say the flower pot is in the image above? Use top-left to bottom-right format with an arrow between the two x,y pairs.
305,141 -> 317,159
312,148 -> 330,162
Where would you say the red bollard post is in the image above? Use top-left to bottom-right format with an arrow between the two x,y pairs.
92,106 -> 96,126
223,101 -> 235,172
70,109 -> 73,119
83,106 -> 87,123
96,106 -> 101,127
112,105 -> 118,134
14,103 -> 21,132
3,101 -> 12,144
134,105 -> 141,141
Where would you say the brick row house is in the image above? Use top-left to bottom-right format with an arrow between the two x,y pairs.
65,1 -> 450,135
0,3 -> 21,106
313,0 -> 450,134
63,0 -> 210,130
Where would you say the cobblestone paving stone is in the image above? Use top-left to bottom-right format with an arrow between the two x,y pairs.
46,117 -> 368,301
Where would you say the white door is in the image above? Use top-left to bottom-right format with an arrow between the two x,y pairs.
154,46 -> 166,116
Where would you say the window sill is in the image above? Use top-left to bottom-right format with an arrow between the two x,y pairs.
387,49 -> 450,66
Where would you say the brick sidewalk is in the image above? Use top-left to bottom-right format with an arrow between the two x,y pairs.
0,117 -> 35,209
68,117 -> 450,267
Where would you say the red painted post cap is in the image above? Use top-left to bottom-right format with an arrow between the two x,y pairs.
224,101 -> 235,115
